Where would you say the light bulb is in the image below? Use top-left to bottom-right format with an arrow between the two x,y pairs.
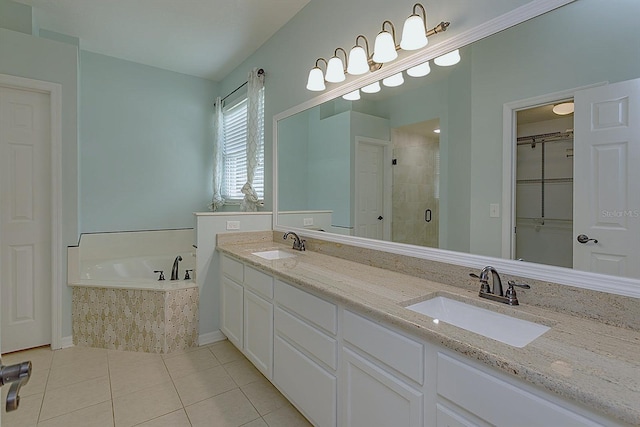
361,81 -> 381,94
306,67 -> 326,91
407,61 -> 431,78
347,46 -> 369,75
552,102 -> 574,115
325,56 -> 345,83
400,14 -> 428,50
373,31 -> 398,63
434,49 -> 461,66
342,89 -> 361,101
382,72 -> 404,87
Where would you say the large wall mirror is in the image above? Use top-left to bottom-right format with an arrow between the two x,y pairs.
274,0 -> 640,290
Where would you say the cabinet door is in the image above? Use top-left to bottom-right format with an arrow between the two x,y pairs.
342,348 -> 423,427
274,335 -> 336,427
220,276 -> 243,349
244,289 -> 273,378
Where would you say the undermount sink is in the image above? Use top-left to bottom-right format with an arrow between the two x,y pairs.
252,250 -> 297,260
406,296 -> 550,348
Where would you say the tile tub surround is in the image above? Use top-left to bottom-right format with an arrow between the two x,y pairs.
217,233 -> 640,426
72,286 -> 199,354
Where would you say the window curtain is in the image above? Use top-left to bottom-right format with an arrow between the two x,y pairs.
240,68 -> 265,212
210,96 -> 225,211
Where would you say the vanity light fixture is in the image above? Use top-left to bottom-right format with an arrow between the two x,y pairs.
407,61 -> 431,77
306,58 -> 328,91
325,48 -> 348,83
342,89 -> 361,101
361,81 -> 381,94
373,21 -> 399,63
305,3 -> 451,92
552,102 -> 574,115
400,3 -> 429,50
434,49 -> 461,66
347,35 -> 372,75
383,72 -> 404,87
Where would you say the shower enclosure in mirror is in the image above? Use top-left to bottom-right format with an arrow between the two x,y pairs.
274,0 -> 640,282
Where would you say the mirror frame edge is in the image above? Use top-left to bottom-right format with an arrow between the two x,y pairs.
272,0 -> 640,298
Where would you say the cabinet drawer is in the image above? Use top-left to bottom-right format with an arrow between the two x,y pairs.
245,265 -> 274,299
275,280 -> 337,335
275,307 -> 337,370
221,255 -> 243,283
274,335 -> 337,427
437,353 -> 602,427
343,310 -> 423,384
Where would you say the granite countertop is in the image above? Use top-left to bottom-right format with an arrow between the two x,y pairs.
217,237 -> 640,426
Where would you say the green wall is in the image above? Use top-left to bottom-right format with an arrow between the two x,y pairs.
80,51 -> 219,233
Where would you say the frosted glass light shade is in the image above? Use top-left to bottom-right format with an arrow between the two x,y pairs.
553,102 -> 574,115
373,31 -> 398,63
306,67 -> 326,91
383,72 -> 404,87
342,89 -> 361,101
407,61 -> 431,77
325,57 -> 346,83
434,49 -> 461,66
347,46 -> 369,75
400,15 -> 428,50
362,81 -> 381,94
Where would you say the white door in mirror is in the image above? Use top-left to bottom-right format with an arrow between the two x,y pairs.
573,78 -> 640,278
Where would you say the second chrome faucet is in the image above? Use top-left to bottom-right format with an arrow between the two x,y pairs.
283,231 -> 306,251
470,266 -> 530,306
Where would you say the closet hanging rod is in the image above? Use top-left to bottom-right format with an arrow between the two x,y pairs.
517,130 -> 573,146
215,68 -> 265,106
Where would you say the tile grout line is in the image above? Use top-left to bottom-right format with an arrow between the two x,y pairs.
35,353 -> 52,425
107,351 -> 116,427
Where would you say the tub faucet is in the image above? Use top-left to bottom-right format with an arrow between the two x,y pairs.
171,255 -> 182,280
283,231 -> 305,251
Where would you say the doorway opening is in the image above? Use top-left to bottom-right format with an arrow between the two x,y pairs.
514,102 -> 574,268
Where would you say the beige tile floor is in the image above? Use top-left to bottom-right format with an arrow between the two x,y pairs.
1,341 -> 312,427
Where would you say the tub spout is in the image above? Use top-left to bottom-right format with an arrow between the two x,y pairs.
171,255 -> 182,280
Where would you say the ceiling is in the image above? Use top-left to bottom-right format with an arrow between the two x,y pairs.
15,0 -> 310,81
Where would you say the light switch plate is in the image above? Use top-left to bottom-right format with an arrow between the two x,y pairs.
490,204 -> 500,218
226,220 -> 240,230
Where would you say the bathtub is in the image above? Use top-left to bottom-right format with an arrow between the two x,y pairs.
68,229 -> 199,353
75,253 -> 196,291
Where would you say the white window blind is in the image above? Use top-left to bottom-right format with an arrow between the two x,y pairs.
221,91 -> 264,200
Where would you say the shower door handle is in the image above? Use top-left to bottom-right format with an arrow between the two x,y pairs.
425,209 -> 432,223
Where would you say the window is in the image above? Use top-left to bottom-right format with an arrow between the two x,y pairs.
221,91 -> 265,200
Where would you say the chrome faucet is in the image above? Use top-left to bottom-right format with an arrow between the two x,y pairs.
470,266 -> 530,305
283,231 -> 305,251
171,255 -> 182,280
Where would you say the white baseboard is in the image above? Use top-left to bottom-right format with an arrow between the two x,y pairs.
59,336 -> 74,349
199,330 -> 227,346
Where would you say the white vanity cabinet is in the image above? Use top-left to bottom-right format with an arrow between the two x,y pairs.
273,279 -> 338,427
219,255 -> 274,379
220,255 -> 244,349
432,351 -> 607,427
342,310 -> 424,427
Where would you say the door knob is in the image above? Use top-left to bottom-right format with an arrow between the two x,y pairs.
377,216 -> 383,220
577,234 -> 598,244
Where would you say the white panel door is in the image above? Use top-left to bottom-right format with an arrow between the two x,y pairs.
0,86 -> 51,353
573,78 -> 640,278
355,140 -> 386,240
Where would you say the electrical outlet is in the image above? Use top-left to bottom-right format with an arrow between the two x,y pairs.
303,218 -> 314,226
490,204 -> 500,218
226,220 -> 240,230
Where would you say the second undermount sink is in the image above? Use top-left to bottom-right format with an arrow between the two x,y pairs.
252,250 -> 297,260
406,296 -> 550,348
